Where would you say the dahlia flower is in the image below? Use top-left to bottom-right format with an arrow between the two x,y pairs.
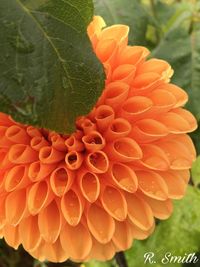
0,16 -> 197,262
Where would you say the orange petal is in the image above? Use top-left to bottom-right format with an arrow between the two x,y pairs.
82,131 -> 105,152
112,220 -> 132,251
5,165 -> 30,192
87,16 -> 106,47
100,25 -> 129,47
112,64 -> 136,84
6,125 -> 30,144
139,144 -> 170,171
94,105 -> 115,132
27,180 -> 53,215
78,168 -> 100,203
50,166 -> 74,196
128,219 -> 155,240
172,108 -> 197,132
65,135 -> 84,152
85,151 -> 109,173
26,126 -> 42,137
0,150 -> 14,170
130,119 -> 169,143
30,136 -> 49,151
61,189 -> 83,226
157,140 -> 194,170
148,89 -> 176,113
158,112 -> 194,134
8,144 -> 38,164
0,112 -> 14,126
137,59 -> 173,82
131,72 -> 163,95
29,240 -> 46,262
43,238 -> 68,263
0,195 -> 6,228
104,137 -> 142,162
28,160 -> 57,182
87,204 -> 115,244
19,215 -> 41,251
39,146 -> 65,164
101,186 -> 127,221
60,222 -> 92,260
96,39 -> 118,64
141,193 -> 173,219
108,162 -> 138,193
3,224 -> 20,249
159,171 -> 187,199
38,200 -> 61,243
50,134 -> 67,152
104,81 -> 130,109
117,46 -> 150,66
88,238 -> 115,261
136,171 -> 168,200
161,83 -> 188,107
126,193 -> 154,231
65,151 -> 84,170
104,118 -> 131,141
0,126 -> 14,148
119,96 -> 153,121
5,189 -> 27,225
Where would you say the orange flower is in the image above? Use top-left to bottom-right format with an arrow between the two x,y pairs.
0,16 -> 197,262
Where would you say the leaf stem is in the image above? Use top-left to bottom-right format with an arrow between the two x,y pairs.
115,252 -> 128,267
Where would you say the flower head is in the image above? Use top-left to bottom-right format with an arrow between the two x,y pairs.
0,16 -> 197,262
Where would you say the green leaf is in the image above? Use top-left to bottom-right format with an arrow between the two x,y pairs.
0,0 -> 105,133
94,0 -> 149,45
125,186 -> 200,267
192,156 -> 200,187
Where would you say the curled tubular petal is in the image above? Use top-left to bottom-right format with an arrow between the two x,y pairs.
136,171 -> 168,200
104,118 -> 131,141
94,105 -> 115,132
5,165 -> 30,192
104,137 -> 142,162
50,166 -> 74,196
82,131 -> 105,152
28,161 -> 57,182
61,189 -> 83,226
78,168 -> 100,203
101,186 -> 127,221
130,119 -> 169,143
39,146 -> 65,164
119,96 -> 153,121
65,151 -> 84,170
108,163 -> 138,193
104,82 -> 130,109
8,144 -> 38,164
6,125 -> 30,144
30,136 -> 49,151
27,180 -> 53,215
86,151 -> 109,173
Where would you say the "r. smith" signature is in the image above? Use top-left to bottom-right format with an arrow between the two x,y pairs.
144,252 -> 199,264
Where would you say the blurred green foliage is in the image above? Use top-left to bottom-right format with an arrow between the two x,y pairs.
1,0 -> 200,267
